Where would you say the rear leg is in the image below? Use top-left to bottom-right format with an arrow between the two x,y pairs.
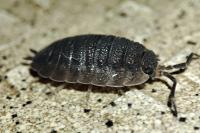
84,85 -> 93,112
102,86 -> 129,108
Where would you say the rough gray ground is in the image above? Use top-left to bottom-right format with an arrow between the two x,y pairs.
0,0 -> 200,132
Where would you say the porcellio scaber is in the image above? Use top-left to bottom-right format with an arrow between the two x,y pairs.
28,34 -> 200,117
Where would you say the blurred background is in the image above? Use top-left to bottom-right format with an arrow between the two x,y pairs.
0,0 -> 200,132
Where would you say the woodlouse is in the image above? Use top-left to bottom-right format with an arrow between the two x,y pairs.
27,34 -> 200,117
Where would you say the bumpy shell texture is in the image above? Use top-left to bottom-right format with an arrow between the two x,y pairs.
31,34 -> 155,87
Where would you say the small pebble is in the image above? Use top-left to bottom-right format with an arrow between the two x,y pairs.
105,119 -> 113,128
178,10 -> 186,19
179,117 -> 187,122
15,121 -> 20,125
21,88 -> 26,91
97,98 -> 102,103
4,75 -> 8,79
194,126 -> 199,130
127,103 -> 132,108
6,96 -> 12,100
2,55 -> 7,60
16,94 -> 21,98
84,109 -> 91,113
46,92 -> 52,95
119,12 -> 127,17
143,38 -> 147,42
51,129 -> 57,133
161,111 -> 165,115
22,101 -> 32,107
151,89 -> 157,93
12,114 -> 18,119
173,23 -> 179,28
26,101 -> 32,104
187,40 -> 197,45
110,102 -> 116,107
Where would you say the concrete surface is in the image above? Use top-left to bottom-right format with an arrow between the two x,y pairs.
0,0 -> 200,132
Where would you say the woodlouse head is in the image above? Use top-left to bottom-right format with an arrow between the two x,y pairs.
141,50 -> 158,79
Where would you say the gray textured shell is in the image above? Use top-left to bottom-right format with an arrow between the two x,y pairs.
31,34 -> 150,87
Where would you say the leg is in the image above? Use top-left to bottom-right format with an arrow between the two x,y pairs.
162,72 -> 178,117
164,53 -> 200,73
24,56 -> 33,60
103,87 -> 127,108
30,48 -> 38,54
85,85 -> 93,108
117,86 -> 129,96
23,49 -> 38,61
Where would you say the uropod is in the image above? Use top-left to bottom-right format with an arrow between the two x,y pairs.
27,34 -> 200,117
